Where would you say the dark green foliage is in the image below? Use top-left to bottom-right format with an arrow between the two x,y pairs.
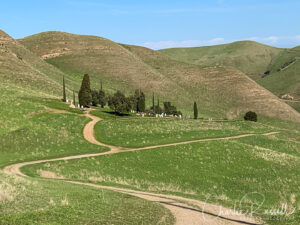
193,101 -> 198,119
62,76 -> 66,102
163,102 -> 181,115
154,105 -> 162,114
98,90 -> 106,108
152,93 -> 155,111
244,111 -> 257,122
138,91 -> 145,112
78,74 -> 92,107
73,90 -> 76,106
91,90 -> 99,106
96,80 -> 106,108
133,90 -> 140,111
108,91 -> 131,114
127,95 -> 137,111
153,97 -> 163,114
133,89 -> 146,112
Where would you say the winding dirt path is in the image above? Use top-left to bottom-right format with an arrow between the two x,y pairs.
3,110 -> 278,225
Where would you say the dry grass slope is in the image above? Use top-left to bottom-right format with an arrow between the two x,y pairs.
0,30 -> 80,98
160,41 -> 300,106
19,31 -> 300,121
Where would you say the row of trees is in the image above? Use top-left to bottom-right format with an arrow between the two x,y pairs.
67,74 -> 182,115
63,75 -> 258,121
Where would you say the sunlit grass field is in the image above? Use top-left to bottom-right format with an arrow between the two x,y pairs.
0,84 -> 107,168
0,171 -> 173,225
0,86 -> 175,224
94,117 -> 275,147
1,83 -> 299,224
23,128 -> 300,224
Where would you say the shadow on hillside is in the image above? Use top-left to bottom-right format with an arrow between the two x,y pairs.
102,111 -> 130,117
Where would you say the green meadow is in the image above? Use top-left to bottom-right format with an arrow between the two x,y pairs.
0,171 -> 173,225
0,90 -> 174,224
22,112 -> 300,224
94,117 -> 274,147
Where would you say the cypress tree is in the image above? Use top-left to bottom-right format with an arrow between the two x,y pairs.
152,92 -> 155,110
193,101 -> 198,119
62,76 -> 66,102
138,91 -> 145,112
98,81 -> 106,108
134,89 -> 140,111
73,90 -> 76,106
78,74 -> 92,107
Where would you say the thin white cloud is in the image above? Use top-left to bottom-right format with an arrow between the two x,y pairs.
140,38 -> 225,50
264,36 -> 279,43
249,35 -> 300,47
142,35 -> 300,50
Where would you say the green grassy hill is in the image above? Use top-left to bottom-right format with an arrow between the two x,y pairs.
159,41 -> 282,78
259,47 -> 300,100
159,41 -> 300,107
0,30 -> 78,97
19,32 -> 300,121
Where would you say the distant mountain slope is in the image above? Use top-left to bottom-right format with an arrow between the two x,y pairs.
0,30 -> 77,97
159,41 -> 282,78
159,41 -> 300,108
122,44 -> 300,121
19,31 -> 300,121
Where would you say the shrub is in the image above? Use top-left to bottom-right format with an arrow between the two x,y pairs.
108,91 -> 131,114
244,111 -> 257,122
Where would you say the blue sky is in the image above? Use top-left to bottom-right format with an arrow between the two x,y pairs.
1,0 -> 300,49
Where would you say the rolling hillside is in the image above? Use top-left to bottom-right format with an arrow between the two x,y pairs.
259,46 -> 300,99
159,41 -> 282,78
0,30 -> 77,97
19,31 -> 300,121
160,41 -> 300,107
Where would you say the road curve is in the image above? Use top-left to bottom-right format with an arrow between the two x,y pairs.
3,110 -> 277,225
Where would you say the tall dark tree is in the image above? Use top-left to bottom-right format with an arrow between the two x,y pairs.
193,101 -> 198,119
62,76 -> 66,102
98,81 -> 106,108
138,91 -> 145,112
153,97 -> 162,114
78,74 -> 92,107
133,89 -> 145,112
91,90 -> 99,106
134,89 -> 140,111
152,93 -> 155,111
73,90 -> 76,106
108,91 -> 131,114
